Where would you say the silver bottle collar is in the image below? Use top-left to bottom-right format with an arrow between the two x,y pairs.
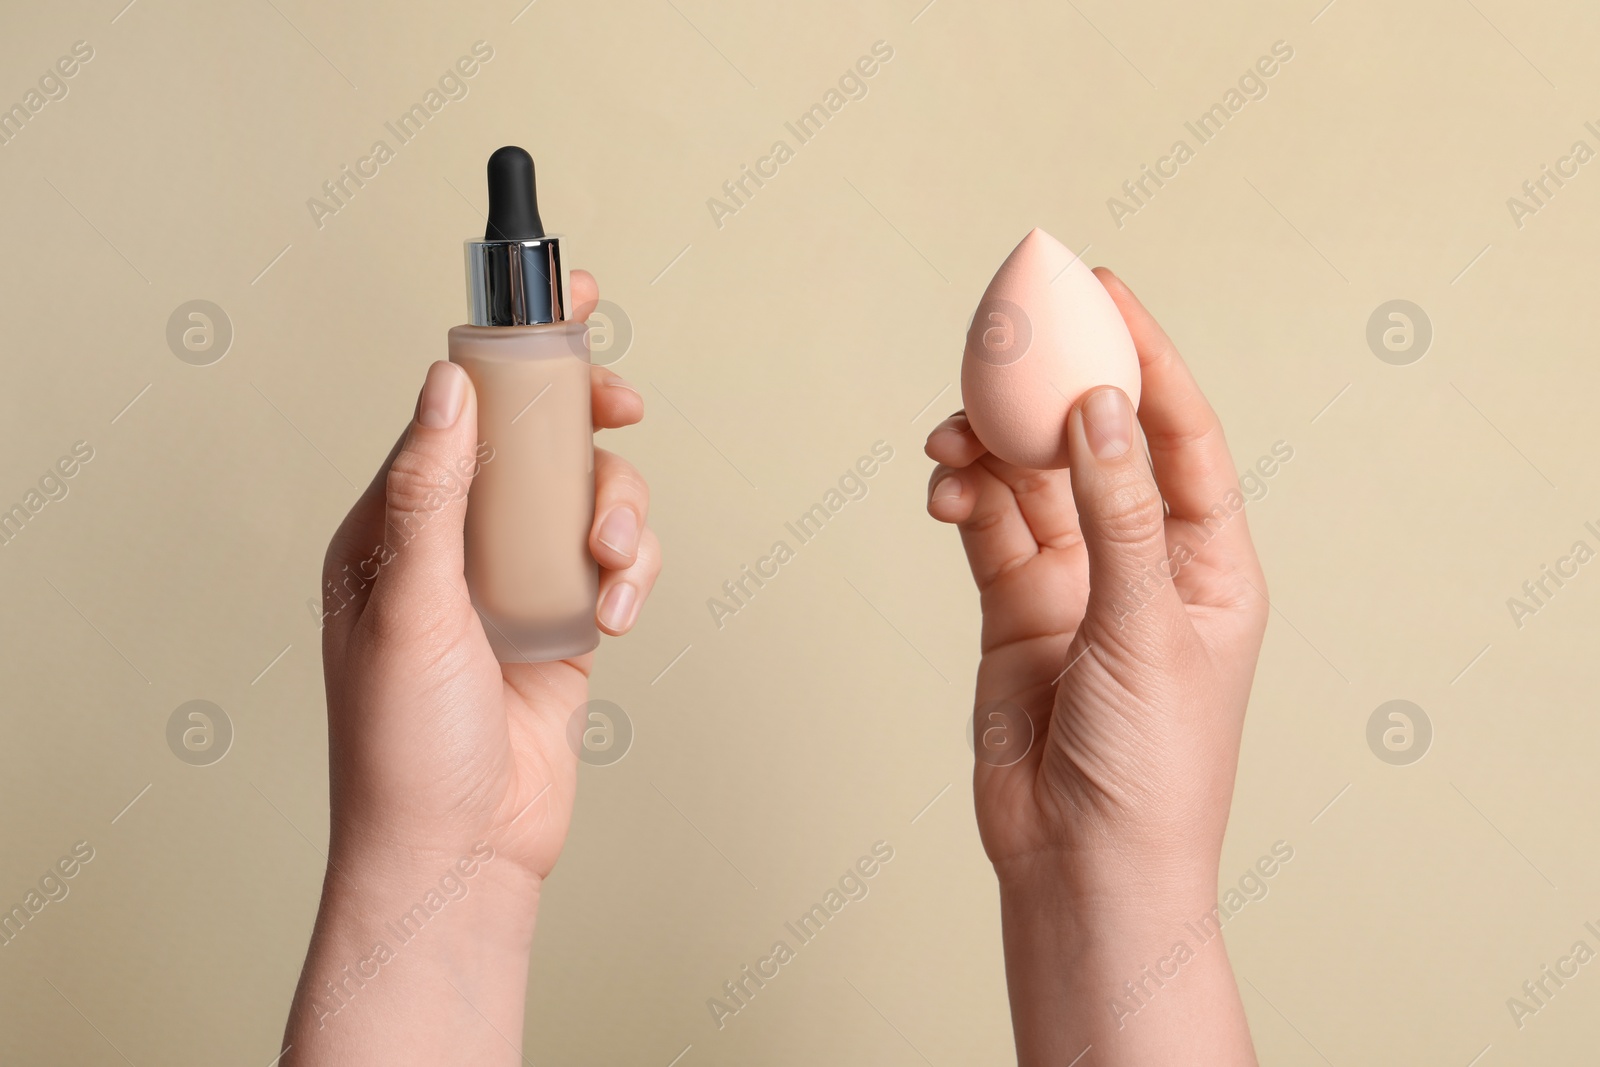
465,237 -> 565,326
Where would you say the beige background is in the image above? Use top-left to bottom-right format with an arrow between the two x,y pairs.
2,0 -> 1598,1062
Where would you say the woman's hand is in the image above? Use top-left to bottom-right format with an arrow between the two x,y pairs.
284,270 -> 660,1066
926,269 -> 1266,1066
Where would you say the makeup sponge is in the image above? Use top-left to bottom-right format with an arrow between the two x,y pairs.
960,228 -> 1140,469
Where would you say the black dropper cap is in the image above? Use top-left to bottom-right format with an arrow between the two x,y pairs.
485,146 -> 545,241
465,146 -> 564,326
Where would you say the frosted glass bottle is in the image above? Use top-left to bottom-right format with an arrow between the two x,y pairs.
450,321 -> 598,661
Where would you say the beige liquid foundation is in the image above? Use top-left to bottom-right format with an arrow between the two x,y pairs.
449,146 -> 598,661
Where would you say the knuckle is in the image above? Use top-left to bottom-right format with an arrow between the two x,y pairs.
597,450 -> 650,497
1009,471 -> 1052,498
1142,333 -> 1184,379
964,507 -> 1006,534
605,466 -> 650,510
385,447 -> 464,520
1146,410 -> 1225,455
1091,474 -> 1164,546
989,551 -> 1034,582
637,527 -> 664,582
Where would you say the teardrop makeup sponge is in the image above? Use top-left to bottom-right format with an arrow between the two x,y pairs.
960,228 -> 1140,469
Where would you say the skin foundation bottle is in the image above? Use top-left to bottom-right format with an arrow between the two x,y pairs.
449,146 -> 598,661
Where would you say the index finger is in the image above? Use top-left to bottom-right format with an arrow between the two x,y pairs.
570,268 -> 643,430
569,268 -> 599,322
1094,267 -> 1258,568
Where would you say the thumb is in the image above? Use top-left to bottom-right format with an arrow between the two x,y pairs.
367,360 -> 482,626
1067,386 -> 1182,641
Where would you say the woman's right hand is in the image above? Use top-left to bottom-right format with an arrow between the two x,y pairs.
925,268 -> 1267,1065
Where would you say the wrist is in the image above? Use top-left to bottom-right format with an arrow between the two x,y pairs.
285,841 -> 541,1064
994,843 -> 1218,913
319,836 -> 540,950
995,851 -> 1220,989
994,852 -> 1254,1067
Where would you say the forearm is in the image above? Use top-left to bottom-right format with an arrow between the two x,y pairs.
283,842 -> 540,1066
998,856 -> 1256,1067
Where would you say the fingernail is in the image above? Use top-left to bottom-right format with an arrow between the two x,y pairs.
418,362 -> 466,429
596,507 -> 640,558
606,372 -> 640,398
598,581 -> 638,631
1081,388 -> 1131,459
931,475 -> 963,504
